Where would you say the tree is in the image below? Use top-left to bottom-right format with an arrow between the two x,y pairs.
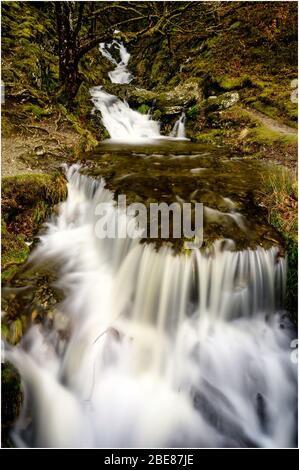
55,2 -> 104,102
54,1 -> 224,102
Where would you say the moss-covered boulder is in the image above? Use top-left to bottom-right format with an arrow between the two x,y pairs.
205,92 -> 240,112
105,80 -> 202,116
2,172 -> 67,283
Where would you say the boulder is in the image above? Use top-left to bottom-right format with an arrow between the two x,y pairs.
205,91 -> 240,112
105,80 -> 203,115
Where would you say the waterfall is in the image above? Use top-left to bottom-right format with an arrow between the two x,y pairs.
171,112 -> 187,139
99,40 -> 133,84
91,86 -> 162,142
95,41 -> 189,142
6,166 -> 297,448
91,87 -> 189,143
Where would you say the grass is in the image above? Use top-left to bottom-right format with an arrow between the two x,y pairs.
249,125 -> 298,145
261,166 -> 297,232
260,165 -> 298,322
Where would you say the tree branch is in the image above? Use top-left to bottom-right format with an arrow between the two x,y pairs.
74,3 -> 85,39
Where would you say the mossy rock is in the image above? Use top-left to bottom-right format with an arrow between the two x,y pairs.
1,220 -> 30,283
1,362 -> 23,448
108,81 -> 202,116
2,172 -> 67,284
205,92 -> 240,113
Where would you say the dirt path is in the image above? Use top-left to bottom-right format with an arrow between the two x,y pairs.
1,122 -> 83,177
245,108 -> 297,135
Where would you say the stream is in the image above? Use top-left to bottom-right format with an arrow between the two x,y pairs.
5,41 -> 297,449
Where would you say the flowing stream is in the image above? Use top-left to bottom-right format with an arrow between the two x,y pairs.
99,40 -> 133,84
95,40 -> 187,142
5,42 -> 297,449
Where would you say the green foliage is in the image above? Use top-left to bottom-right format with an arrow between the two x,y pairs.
248,124 -> 297,145
1,220 -> 30,283
137,104 -> 150,114
193,129 -> 224,144
261,166 -> 298,322
186,105 -> 200,120
21,104 -> 53,120
152,109 -> 162,121
285,236 -> 298,323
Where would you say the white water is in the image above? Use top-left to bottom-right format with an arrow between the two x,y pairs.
91,86 -> 161,143
6,166 -> 297,448
171,112 -> 187,139
99,41 -> 133,84
91,86 -> 188,143
94,41 -> 188,142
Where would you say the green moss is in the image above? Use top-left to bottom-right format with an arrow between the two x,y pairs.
2,173 -> 67,207
218,76 -> 243,90
186,105 -> 200,120
2,223 -> 30,283
248,125 -> 298,145
229,21 -> 241,30
193,129 -> 224,144
137,104 -> 150,114
2,172 -> 67,284
57,104 -> 99,148
9,318 -> 24,345
247,82 -> 298,128
260,165 -> 298,322
22,103 -> 52,120
152,109 -> 162,121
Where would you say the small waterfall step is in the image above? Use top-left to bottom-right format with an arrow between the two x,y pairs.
95,40 -> 189,142
91,86 -> 189,143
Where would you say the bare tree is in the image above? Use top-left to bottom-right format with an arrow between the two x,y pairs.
54,1 -> 224,101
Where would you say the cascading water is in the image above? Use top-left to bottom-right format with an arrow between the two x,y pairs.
171,112 -> 187,139
99,40 -> 133,84
4,39 -> 297,449
91,86 -> 162,143
6,166 -> 297,448
94,41 -> 188,142
91,87 -> 189,143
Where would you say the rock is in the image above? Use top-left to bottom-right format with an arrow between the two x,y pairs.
1,172 -> 67,283
1,362 -> 23,447
106,80 -> 203,115
34,145 -> 45,156
205,92 -> 240,112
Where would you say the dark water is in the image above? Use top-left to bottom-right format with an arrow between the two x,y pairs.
80,141 -> 282,250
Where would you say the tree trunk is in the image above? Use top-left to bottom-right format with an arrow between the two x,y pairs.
55,3 -> 83,104
58,46 -> 83,103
